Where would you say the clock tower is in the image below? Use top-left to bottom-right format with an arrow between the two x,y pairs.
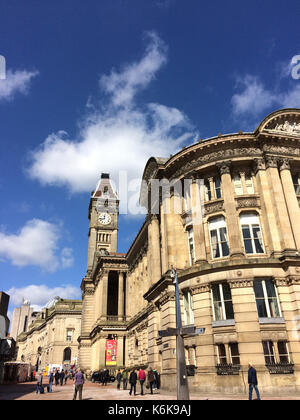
86,173 -> 119,270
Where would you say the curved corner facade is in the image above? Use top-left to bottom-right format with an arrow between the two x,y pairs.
79,109 -> 300,396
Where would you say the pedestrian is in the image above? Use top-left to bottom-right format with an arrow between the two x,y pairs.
153,369 -> 158,389
138,367 -> 146,396
54,369 -> 60,386
129,369 -> 137,396
116,369 -> 122,390
65,370 -> 69,384
122,369 -> 128,390
73,367 -> 85,400
48,371 -> 54,393
104,368 -> 110,385
60,369 -> 65,386
147,367 -> 155,394
248,362 -> 261,400
36,371 -> 43,394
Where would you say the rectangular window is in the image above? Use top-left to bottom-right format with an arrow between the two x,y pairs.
214,177 -> 222,199
66,329 -> 73,342
187,228 -> 195,265
211,283 -> 234,321
209,217 -> 230,259
292,174 -> 300,194
277,341 -> 290,363
204,180 -> 212,201
216,344 -> 227,364
233,175 -> 243,195
183,290 -> 194,325
253,279 -> 281,318
240,213 -> 264,254
229,343 -> 240,365
245,174 -> 254,194
263,340 -> 276,364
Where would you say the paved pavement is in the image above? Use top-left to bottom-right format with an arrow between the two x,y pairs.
0,379 -> 300,400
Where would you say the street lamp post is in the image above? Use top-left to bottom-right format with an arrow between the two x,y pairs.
170,266 -> 190,400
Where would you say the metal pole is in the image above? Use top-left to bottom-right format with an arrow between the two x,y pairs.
171,267 -> 190,400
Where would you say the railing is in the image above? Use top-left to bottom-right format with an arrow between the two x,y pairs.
99,315 -> 128,323
266,362 -> 294,374
216,363 -> 240,375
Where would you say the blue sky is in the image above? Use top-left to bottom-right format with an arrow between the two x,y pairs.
0,0 -> 299,320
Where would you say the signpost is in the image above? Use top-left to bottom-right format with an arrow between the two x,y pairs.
158,267 -> 205,400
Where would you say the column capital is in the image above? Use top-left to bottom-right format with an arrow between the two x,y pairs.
278,158 -> 291,171
252,157 -> 266,174
265,155 -> 279,169
216,160 -> 232,175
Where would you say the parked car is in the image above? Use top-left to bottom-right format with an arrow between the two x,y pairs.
91,370 -> 115,383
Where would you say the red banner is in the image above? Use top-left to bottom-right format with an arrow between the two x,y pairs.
106,339 -> 117,366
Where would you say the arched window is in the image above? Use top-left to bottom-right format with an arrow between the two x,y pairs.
63,347 -> 71,362
209,216 -> 229,258
240,212 -> 264,254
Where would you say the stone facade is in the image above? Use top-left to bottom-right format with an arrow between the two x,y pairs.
79,108 -> 300,395
16,299 -> 82,371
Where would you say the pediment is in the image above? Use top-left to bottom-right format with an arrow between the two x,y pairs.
257,108 -> 300,137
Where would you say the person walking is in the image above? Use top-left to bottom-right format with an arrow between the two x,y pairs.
147,367 -> 155,395
116,369 -> 122,390
138,367 -> 146,396
104,368 -> 110,386
48,371 -> 54,393
129,369 -> 137,396
73,367 -> 85,400
54,369 -> 60,386
36,371 -> 43,394
248,363 -> 261,400
60,369 -> 65,386
122,369 -> 128,390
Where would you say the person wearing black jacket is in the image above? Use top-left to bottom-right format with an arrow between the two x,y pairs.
248,363 -> 261,400
129,369 -> 137,396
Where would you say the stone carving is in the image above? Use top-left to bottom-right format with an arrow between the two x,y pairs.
204,200 -> 225,215
267,121 -> 300,135
236,196 -> 260,209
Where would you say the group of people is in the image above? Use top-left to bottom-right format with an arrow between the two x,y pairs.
35,367 -> 76,394
116,367 -> 160,396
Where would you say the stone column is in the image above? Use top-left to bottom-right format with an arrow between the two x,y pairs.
265,155 -> 296,255
217,161 -> 244,258
279,158 -> 300,252
148,215 -> 162,285
87,227 -> 97,269
253,158 -> 282,256
118,271 -> 124,319
190,176 -> 207,262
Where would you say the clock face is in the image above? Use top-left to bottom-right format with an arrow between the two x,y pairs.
98,212 -> 111,225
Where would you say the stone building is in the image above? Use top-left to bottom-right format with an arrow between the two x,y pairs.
10,300 -> 37,341
79,108 -> 300,395
16,298 -> 82,371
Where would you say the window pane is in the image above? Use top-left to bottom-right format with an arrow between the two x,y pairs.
268,298 -> 281,317
224,301 -> 234,320
265,279 -> 276,298
253,280 -> 264,298
212,284 -> 221,302
263,341 -> 275,364
242,226 -> 251,239
210,230 -> 220,258
218,344 -> 226,364
256,299 -> 268,317
244,239 -> 253,254
222,283 -> 232,301
214,177 -> 222,199
213,302 -> 223,321
245,175 -> 254,194
229,343 -> 240,365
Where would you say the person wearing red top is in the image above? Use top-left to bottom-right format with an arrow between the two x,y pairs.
138,368 -> 146,396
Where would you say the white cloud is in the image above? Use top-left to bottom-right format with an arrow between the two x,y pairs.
60,247 -> 74,268
6,284 -> 80,312
0,219 -> 73,272
0,69 -> 38,101
231,71 -> 300,117
27,32 -> 196,195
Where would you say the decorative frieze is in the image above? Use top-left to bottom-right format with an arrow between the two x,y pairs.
204,199 -> 224,215
235,195 -> 260,209
228,278 -> 254,289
